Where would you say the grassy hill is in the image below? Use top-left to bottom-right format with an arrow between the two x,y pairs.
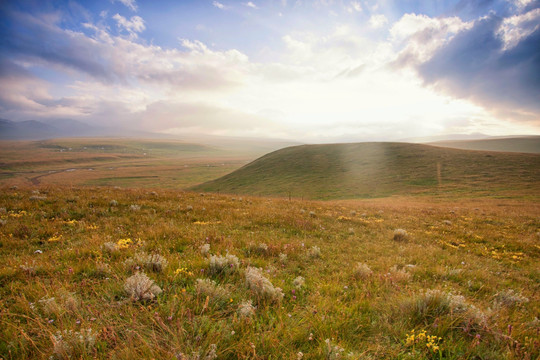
191,142 -> 540,199
428,136 -> 540,154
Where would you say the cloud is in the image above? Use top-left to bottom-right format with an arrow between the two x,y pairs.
0,12 -> 115,81
0,57 -> 89,120
390,13 -> 472,65
244,2 -> 258,9
346,1 -> 362,13
212,1 -> 226,10
369,14 -> 388,28
0,10 -> 249,90
414,11 -> 540,121
497,7 -> 540,49
137,101 -> 275,134
114,0 -> 138,12
112,14 -> 145,36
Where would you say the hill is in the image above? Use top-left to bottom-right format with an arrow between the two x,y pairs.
428,136 -> 540,154
191,142 -> 540,199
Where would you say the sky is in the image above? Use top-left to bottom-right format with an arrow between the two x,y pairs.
0,0 -> 539,142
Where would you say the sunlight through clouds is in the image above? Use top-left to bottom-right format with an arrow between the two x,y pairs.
0,0 -> 538,141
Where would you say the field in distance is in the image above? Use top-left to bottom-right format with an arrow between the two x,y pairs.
0,187 -> 538,359
0,137 -> 294,189
192,142 -> 540,200
428,136 -> 540,154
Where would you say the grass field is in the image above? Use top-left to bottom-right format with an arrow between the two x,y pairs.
192,142 -> 540,200
429,137 -> 540,154
0,186 -> 538,359
0,138 -> 271,189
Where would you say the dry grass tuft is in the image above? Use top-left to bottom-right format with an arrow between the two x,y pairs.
124,272 -> 162,301
208,253 -> 240,275
245,267 -> 284,303
353,262 -> 373,280
393,229 -> 409,242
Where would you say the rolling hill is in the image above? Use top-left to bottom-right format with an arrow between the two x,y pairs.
428,136 -> 540,154
191,142 -> 540,199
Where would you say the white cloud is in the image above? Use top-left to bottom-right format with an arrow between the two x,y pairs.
212,1 -> 226,10
369,14 -> 388,28
390,13 -> 472,64
497,7 -> 540,50
112,14 -> 145,36
509,0 -> 535,10
244,2 -> 258,9
114,0 -> 138,12
347,1 -> 362,13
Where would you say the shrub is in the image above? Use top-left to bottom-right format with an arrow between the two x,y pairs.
238,300 -> 256,319
387,265 -> 411,283
307,246 -> 321,259
52,328 -> 96,359
245,267 -> 284,303
402,289 -> 487,332
200,243 -> 211,256
37,296 -> 60,316
393,229 -> 409,242
353,263 -> 373,280
248,242 -> 269,256
293,276 -> 305,289
208,253 -> 240,275
493,289 -> 529,308
176,344 -> 217,360
195,278 -> 230,301
102,242 -> 118,253
324,338 -> 345,359
124,272 -> 162,301
125,252 -> 168,273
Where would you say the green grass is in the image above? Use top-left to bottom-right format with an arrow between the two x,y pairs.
191,142 -> 540,200
0,187 -> 538,359
430,136 -> 540,154
0,138 -> 259,189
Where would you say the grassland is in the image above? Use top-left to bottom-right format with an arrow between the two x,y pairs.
0,186 -> 538,359
0,138 -> 272,189
192,142 -> 540,200
429,136 -> 540,154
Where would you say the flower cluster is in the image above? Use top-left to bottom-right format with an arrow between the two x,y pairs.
48,235 -> 63,243
117,238 -> 133,249
174,267 -> 194,277
405,329 -> 441,353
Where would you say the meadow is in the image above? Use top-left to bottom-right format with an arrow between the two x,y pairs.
0,186 -> 538,359
0,138 -> 285,189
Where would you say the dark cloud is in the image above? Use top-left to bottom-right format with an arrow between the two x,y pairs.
417,13 -> 540,121
0,10 -> 115,81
